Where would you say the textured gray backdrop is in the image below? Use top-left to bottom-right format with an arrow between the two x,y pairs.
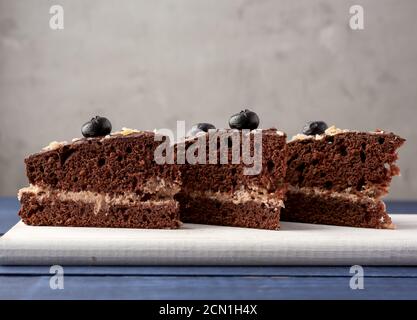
0,0 -> 416,198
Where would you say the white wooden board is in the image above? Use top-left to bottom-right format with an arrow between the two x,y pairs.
1,215 -> 417,265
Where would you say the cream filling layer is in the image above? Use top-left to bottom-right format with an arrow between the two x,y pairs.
186,187 -> 285,208
287,185 -> 380,203
19,185 -> 175,215
140,178 -> 181,197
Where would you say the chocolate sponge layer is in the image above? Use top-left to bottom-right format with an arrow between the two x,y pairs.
286,132 -> 405,197
176,192 -> 282,230
19,191 -> 181,229
178,129 -> 287,193
175,128 -> 288,230
20,131 -> 182,229
282,131 -> 405,229
25,132 -> 181,197
281,187 -> 393,229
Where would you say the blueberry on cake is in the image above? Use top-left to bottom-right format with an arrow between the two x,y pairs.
176,110 -> 288,230
281,121 -> 405,229
18,116 -> 182,228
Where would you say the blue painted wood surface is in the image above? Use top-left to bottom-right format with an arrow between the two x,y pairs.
3,274 -> 417,299
1,197 -> 417,299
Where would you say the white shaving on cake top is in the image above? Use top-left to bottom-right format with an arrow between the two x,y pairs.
325,125 -> 350,136
370,129 -> 385,134
101,127 -> 145,140
276,130 -> 285,136
42,140 -> 67,151
113,127 -> 141,136
290,125 -> 350,142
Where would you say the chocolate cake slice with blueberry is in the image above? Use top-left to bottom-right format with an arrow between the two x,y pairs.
176,109 -> 288,230
18,116 -> 182,229
282,121 -> 405,229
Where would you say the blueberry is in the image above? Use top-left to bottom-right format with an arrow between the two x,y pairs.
229,109 -> 259,130
81,116 -> 112,138
196,123 -> 216,132
302,121 -> 328,136
187,123 -> 216,137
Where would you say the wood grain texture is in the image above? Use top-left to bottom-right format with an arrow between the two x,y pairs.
2,275 -> 417,299
2,265 -> 417,277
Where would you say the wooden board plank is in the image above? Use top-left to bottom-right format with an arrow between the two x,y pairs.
2,266 -> 417,277
2,215 -> 417,265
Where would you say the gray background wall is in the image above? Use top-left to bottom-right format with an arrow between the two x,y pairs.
0,0 -> 416,198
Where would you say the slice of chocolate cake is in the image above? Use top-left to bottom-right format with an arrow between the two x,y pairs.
282,123 -> 405,229
18,121 -> 182,229
176,111 -> 287,230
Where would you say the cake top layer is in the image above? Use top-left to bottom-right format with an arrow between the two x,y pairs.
286,129 -> 405,197
289,125 -> 388,142
177,127 -> 288,193
39,127 -> 285,155
182,127 -> 285,142
40,128 -> 157,154
25,128 -> 181,196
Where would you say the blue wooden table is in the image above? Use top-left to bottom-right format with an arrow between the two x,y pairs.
1,197 -> 417,300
